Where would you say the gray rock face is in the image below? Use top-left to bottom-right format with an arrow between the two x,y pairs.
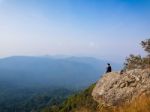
92,69 -> 150,106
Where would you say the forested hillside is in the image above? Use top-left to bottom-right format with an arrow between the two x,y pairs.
41,84 -> 99,112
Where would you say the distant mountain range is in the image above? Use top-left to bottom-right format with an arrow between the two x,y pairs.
0,56 -> 121,112
0,56 -> 121,89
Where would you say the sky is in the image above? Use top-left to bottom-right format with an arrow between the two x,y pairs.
0,0 -> 150,62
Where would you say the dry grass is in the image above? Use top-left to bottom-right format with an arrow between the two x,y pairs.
75,107 -> 93,112
99,96 -> 150,112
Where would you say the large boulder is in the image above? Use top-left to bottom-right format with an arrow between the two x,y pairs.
92,69 -> 150,106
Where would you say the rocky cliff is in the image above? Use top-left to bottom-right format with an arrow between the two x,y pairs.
92,69 -> 150,106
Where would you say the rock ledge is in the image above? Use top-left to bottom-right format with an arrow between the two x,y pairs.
92,69 -> 150,106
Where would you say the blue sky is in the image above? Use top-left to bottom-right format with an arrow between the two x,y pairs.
0,0 -> 150,62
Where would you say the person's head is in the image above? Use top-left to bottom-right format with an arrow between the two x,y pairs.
107,63 -> 110,66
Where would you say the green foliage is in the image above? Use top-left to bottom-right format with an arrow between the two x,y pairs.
124,39 -> 150,70
124,54 -> 143,70
141,39 -> 150,53
42,83 -> 98,112
124,54 -> 150,70
0,86 -> 74,112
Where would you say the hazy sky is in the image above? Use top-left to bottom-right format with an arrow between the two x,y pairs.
0,0 -> 150,62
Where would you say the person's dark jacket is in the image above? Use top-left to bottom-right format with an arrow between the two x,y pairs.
106,65 -> 112,73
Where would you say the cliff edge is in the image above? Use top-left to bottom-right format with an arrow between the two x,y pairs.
92,69 -> 150,106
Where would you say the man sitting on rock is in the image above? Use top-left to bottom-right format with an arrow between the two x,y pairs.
106,63 -> 112,73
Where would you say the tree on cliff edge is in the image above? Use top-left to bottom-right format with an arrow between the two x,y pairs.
141,39 -> 150,68
141,39 -> 150,54
124,39 -> 150,70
